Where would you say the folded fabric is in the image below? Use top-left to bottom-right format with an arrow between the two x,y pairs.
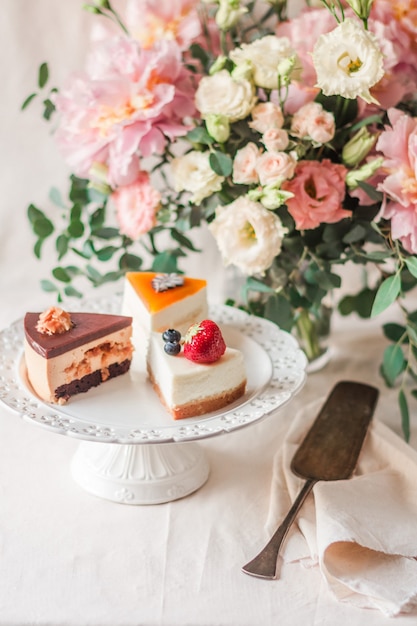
266,399 -> 417,617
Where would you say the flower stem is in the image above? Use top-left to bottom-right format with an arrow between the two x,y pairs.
295,309 -> 324,362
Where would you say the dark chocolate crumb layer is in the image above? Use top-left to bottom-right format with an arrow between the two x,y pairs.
55,359 -> 131,402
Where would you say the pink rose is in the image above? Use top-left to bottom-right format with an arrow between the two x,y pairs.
291,102 -> 335,144
112,172 -> 161,239
256,151 -> 297,186
249,102 -> 284,134
376,108 -> 417,253
282,159 -> 350,230
261,128 -> 289,152
232,143 -> 260,185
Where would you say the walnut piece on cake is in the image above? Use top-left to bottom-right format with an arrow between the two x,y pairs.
36,306 -> 73,335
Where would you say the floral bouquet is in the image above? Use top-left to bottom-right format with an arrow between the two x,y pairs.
24,0 -> 417,438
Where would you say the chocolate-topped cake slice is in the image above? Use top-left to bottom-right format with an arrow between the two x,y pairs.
24,306 -> 133,404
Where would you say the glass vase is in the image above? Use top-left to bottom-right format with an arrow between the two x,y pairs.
295,305 -> 333,372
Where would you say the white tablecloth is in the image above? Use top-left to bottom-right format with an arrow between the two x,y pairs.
2,2 -> 417,624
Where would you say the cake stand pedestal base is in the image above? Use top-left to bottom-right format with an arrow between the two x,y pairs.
71,440 -> 210,504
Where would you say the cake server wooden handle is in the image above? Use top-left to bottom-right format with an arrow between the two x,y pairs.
241,478 -> 316,579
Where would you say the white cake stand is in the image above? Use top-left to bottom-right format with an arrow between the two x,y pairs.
0,300 -> 307,505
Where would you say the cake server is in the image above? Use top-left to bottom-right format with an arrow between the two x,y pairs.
242,380 -> 379,579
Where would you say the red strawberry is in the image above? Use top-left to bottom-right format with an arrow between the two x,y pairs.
183,320 -> 226,363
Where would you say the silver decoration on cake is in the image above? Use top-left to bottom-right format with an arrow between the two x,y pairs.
151,273 -> 184,292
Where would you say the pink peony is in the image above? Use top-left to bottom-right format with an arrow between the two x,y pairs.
376,108 -> 417,253
125,0 -> 202,51
112,172 -> 161,239
282,160 -> 350,230
54,36 -> 196,188
275,8 -> 336,114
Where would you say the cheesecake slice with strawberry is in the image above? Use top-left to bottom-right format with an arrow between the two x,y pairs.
147,319 -> 246,419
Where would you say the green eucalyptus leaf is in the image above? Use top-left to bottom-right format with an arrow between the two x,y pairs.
102,271 -> 124,283
21,93 -> 37,110
152,251 -> 180,273
314,270 -> 341,290
27,204 -> 45,224
65,265 -> 83,277
69,176 -> 90,204
245,277 -> 275,294
33,217 -> 54,238
64,285 -> 83,299
86,265 -> 103,282
38,62 -> 49,88
381,343 -> 406,387
342,224 -> 366,243
383,322 -> 407,343
93,227 -> 120,239
406,323 -> 417,346
371,273 -> 401,317
356,181 -> 384,203
186,127 -> 214,146
40,279 -> 58,293
209,151 -> 233,177
119,252 -> 143,270
43,98 -> 55,121
68,220 -> 85,238
34,238 -> 43,259
90,207 -> 106,230
362,250 -> 392,262
170,228 -> 201,252
398,388 -> 410,442
405,256 -> 417,279
264,294 -> 292,332
52,266 -> 71,283
49,187 -> 66,208
56,234 -> 69,259
96,246 -> 119,261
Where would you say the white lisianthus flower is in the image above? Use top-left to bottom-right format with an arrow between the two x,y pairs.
208,196 -> 288,275
215,0 -> 248,31
229,35 -> 300,90
171,152 -> 224,205
312,18 -> 384,105
195,69 -> 257,123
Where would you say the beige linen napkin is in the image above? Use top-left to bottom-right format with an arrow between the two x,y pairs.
266,399 -> 417,617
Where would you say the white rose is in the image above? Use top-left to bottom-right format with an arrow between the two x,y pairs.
230,35 -> 300,90
208,195 -> 288,275
195,69 -> 256,123
312,18 -> 384,105
171,151 -> 224,205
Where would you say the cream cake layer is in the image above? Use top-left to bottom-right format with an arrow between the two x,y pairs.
147,332 -> 246,419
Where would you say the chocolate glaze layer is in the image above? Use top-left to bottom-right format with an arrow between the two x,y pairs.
24,312 -> 132,359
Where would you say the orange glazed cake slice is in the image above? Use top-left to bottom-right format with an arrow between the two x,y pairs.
24,306 -> 133,404
122,272 -> 208,335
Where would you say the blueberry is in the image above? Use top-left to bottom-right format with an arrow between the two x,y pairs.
162,328 -> 181,343
164,341 -> 181,356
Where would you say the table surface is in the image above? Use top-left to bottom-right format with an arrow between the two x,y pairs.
2,2 -> 417,623
1,285 -> 417,625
